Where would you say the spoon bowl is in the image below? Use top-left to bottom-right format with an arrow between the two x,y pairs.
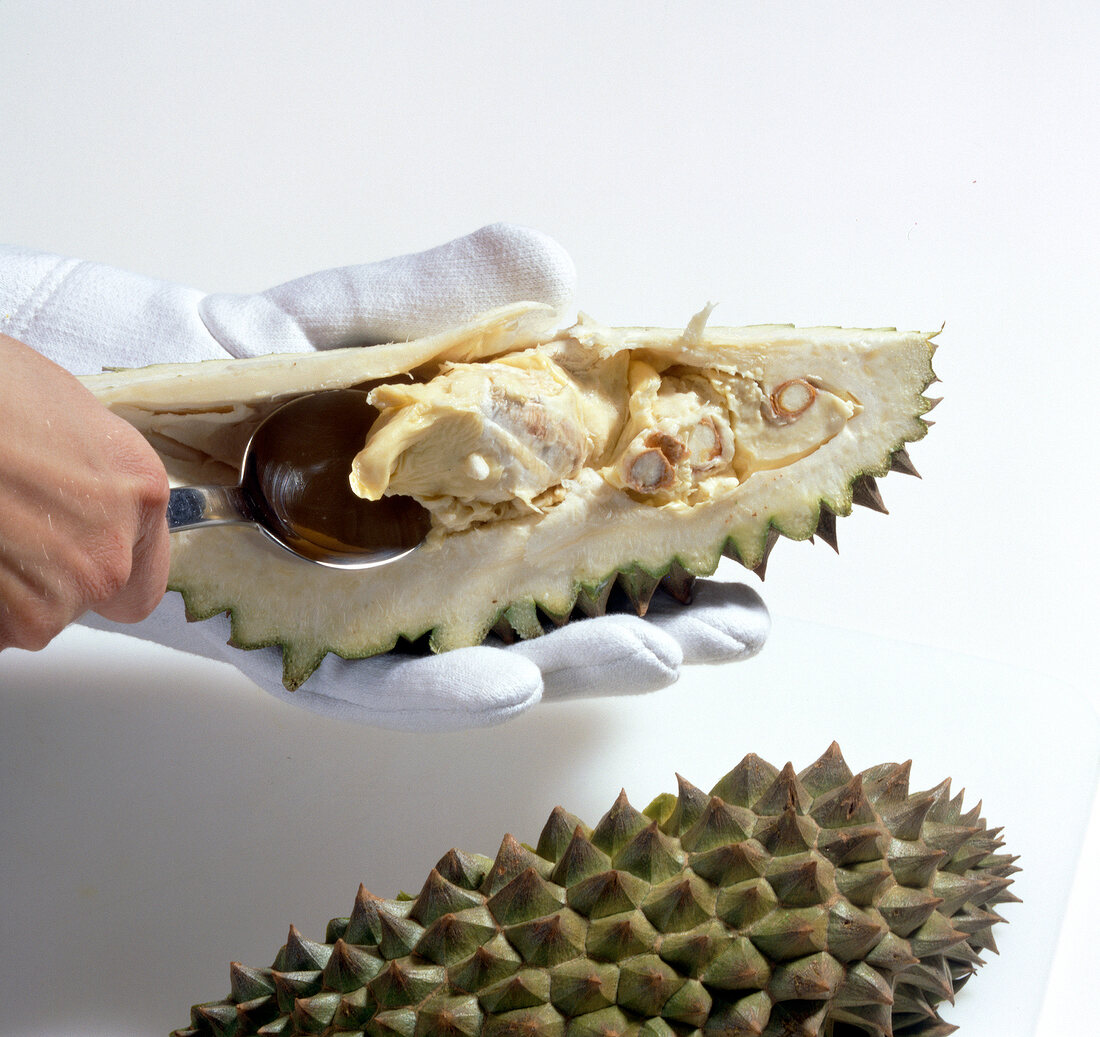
166,389 -> 431,569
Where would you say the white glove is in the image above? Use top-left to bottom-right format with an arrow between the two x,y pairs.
1,224 -> 770,731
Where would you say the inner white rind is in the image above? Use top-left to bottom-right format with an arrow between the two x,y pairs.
81,304 -> 936,685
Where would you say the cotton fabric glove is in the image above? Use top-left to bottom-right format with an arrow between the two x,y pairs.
0,224 -> 770,731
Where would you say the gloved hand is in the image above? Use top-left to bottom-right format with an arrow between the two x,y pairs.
0,224 -> 770,731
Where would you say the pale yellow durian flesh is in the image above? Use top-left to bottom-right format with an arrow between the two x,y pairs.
81,303 -> 937,689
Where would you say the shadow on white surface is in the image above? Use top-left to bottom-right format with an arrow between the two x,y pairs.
1,615 -> 1096,1037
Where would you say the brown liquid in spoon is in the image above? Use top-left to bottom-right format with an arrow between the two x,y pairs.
242,389 -> 431,566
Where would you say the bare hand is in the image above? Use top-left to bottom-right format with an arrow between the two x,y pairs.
0,334 -> 170,650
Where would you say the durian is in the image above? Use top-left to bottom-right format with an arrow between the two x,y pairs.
81,304 -> 938,689
171,744 -> 1016,1037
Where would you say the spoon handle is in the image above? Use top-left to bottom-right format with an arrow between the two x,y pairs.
167,485 -> 253,531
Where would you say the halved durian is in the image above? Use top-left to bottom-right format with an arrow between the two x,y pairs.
81,303 -> 938,689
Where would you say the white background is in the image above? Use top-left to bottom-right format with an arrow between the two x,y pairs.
1,3 -> 1097,1035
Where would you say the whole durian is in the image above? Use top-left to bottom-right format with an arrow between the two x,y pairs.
172,745 -> 1016,1037
81,304 -> 938,690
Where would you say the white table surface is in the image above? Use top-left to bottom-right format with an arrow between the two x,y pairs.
1,4 -> 1097,1035
1,615 -> 1095,1037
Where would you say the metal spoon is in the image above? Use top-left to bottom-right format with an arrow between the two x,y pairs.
165,389 -> 431,569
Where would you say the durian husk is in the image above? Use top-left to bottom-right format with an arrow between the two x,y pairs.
171,744 -> 1016,1037
82,305 -> 938,689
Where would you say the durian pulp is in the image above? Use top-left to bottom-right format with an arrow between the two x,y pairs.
80,303 -> 935,687
350,333 -> 859,535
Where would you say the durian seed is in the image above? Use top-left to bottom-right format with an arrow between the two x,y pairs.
626,448 -> 676,492
770,378 -> 817,419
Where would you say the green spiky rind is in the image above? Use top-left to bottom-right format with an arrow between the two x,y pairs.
169,333 -> 936,687
174,743 -> 1013,1037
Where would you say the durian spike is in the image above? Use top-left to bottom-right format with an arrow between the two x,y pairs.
659,560 -> 697,604
813,507 -> 840,553
852,474 -> 889,514
890,446 -> 922,478
796,741 -> 854,797
616,566 -> 661,616
751,527 -> 781,580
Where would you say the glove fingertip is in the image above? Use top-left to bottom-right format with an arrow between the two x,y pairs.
515,615 -> 683,701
